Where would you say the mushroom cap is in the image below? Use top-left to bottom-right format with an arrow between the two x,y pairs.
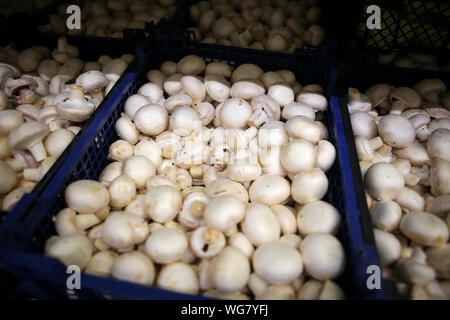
230,78 -> 265,100
204,74 -> 230,103
122,155 -> 156,189
296,92 -> 327,111
211,246 -> 250,294
0,110 -> 24,135
169,105 -> 202,136
205,61 -> 232,78
56,86 -> 95,122
144,185 -> 182,223
373,229 -> 401,266
378,114 -> 415,148
177,55 -> 206,75
282,102 -> 315,121
286,115 -> 322,144
44,128 -> 75,157
300,233 -> 345,280
281,140 -> 317,173
85,250 -> 118,277
144,227 -> 188,264
370,200 -> 402,232
399,211 -> 449,247
364,162 -> 405,200
350,112 -> 377,139
204,194 -> 246,232
138,83 -> 163,104
204,178 -> 249,203
0,160 -> 18,194
427,128 -> 450,162
231,63 -> 264,83
297,200 -> 341,235
426,244 -> 450,279
242,203 -> 281,246
124,94 -> 150,119
112,251 -> 155,285
268,83 -> 294,107
65,179 -> 110,214
181,75 -> 206,101
249,174 -> 290,206
108,175 -> 136,208
104,212 -> 149,248
8,121 -> 49,151
219,98 -> 253,129
134,104 -> 169,136
45,233 -> 93,269
258,120 -> 289,147
291,168 -> 328,204
430,158 -> 450,196
157,262 -> 199,295
253,241 -> 303,285
75,70 -> 109,91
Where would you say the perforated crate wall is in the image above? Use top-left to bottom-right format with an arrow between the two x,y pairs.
356,0 -> 449,52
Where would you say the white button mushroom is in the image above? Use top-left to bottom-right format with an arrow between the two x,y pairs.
134,104 -> 169,136
45,233 -> 93,269
281,140 -> 317,174
102,212 -> 149,249
242,203 -> 281,246
144,227 -> 188,264
204,195 -> 246,232
85,250 -> 118,277
8,121 -> 49,162
399,211 -> 449,247
297,201 -> 341,235
124,94 -> 151,119
65,180 -> 110,214
111,251 -> 155,285
210,246 -> 250,294
364,162 -> 405,200
108,175 -> 136,208
156,262 -> 199,295
378,114 -> 416,148
169,106 -> 202,136
122,155 -> 156,189
219,98 -> 253,129
144,185 -> 182,223
189,226 -> 226,258
370,200 -> 402,232
253,241 -> 303,285
300,233 -> 345,280
291,168 -> 328,204
108,140 -> 133,162
373,229 -> 402,267
0,160 -> 17,194
248,174 -> 290,206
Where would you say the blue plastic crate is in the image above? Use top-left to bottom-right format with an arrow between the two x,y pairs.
0,32 -> 386,300
0,33 -> 138,221
336,64 -> 450,300
151,0 -> 340,57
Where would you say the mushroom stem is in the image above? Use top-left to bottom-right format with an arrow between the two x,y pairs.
29,141 -> 47,162
191,200 -> 206,219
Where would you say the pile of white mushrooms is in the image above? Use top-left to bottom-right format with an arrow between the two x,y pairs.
188,0 -> 325,53
377,52 -> 449,72
0,37 -> 133,211
0,0 -> 51,17
44,55 -> 347,300
348,79 -> 450,300
40,0 -> 179,38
